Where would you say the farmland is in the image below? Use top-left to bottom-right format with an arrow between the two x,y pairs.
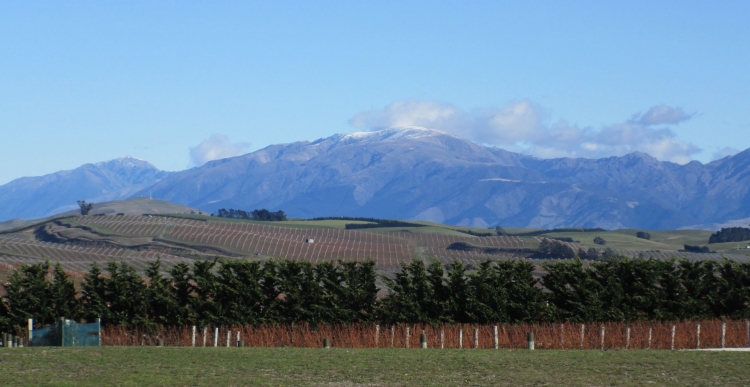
0,210 -> 748,275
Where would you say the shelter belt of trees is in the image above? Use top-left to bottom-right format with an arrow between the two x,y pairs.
1,258 -> 749,332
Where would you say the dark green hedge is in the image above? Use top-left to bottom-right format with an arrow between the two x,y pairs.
1,257 -> 749,332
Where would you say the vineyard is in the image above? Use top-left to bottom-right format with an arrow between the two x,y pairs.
0,214 -> 748,274
101,320 -> 750,350
0,215 -> 529,270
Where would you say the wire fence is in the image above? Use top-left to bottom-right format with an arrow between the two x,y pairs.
100,320 -> 750,350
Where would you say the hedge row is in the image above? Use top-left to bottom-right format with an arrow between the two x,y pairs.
1,257 -> 749,332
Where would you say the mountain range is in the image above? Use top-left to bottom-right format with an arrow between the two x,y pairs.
2,126 -> 749,230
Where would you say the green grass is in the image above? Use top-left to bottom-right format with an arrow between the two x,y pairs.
1,347 -> 748,386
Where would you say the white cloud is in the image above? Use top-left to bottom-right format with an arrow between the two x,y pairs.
350,101 -> 701,163
189,134 -> 251,167
712,147 -> 740,161
630,105 -> 694,126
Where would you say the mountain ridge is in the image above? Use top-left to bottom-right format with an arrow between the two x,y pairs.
2,127 -> 749,230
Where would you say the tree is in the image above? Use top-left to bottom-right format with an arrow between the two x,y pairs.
636,231 -> 651,240
145,258 -> 179,326
101,262 -> 149,326
77,200 -> 94,215
80,263 -> 109,323
539,239 -> 575,259
593,236 -> 607,245
495,226 -> 508,236
1,261 -> 54,330
708,227 -> 750,244
49,263 -> 82,321
579,247 -> 600,261
543,258 -> 607,322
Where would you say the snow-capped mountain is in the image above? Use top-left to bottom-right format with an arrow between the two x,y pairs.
2,127 -> 750,230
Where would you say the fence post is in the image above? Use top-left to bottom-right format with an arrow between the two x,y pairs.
375,325 -> 380,348
696,324 -> 701,349
28,319 -> 33,346
390,325 -> 395,348
493,326 -> 499,349
474,328 -> 479,349
721,322 -> 726,349
226,330 -> 231,348
560,324 -> 565,349
626,327 -> 630,350
459,329 -> 463,349
192,326 -> 196,347
648,328 -> 652,350
580,324 -> 585,349
405,327 -> 410,348
323,338 -> 330,348
203,327 -> 207,347
527,332 -> 534,350
440,329 -> 445,349
59,318 -> 66,347
157,339 -> 164,347
420,331 -> 427,349
600,326 -> 605,350
236,331 -> 240,347
671,325 -> 676,351
214,327 -> 219,347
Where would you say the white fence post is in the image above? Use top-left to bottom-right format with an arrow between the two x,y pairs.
696,324 -> 701,349
626,327 -> 630,350
580,324 -> 585,349
390,325 -> 395,348
493,326 -> 499,349
226,330 -> 231,348
600,325 -> 605,350
192,326 -> 196,347
375,325 -> 380,348
459,329 -> 463,349
28,319 -> 33,346
203,327 -> 207,347
671,325 -> 676,351
214,327 -> 219,347
721,322 -> 726,349
648,327 -> 652,350
406,327 -> 410,348
440,329 -> 445,349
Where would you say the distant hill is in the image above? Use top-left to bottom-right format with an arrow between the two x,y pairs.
2,127 -> 750,230
0,197 -> 202,232
0,157 -> 169,221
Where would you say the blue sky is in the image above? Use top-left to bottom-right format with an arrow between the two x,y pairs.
1,1 -> 749,184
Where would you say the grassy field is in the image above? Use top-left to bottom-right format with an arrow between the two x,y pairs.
0,347 -> 748,386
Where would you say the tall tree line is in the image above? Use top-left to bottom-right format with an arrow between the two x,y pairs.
1,257 -> 749,332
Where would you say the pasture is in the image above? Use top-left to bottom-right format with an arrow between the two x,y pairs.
0,347 -> 748,386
